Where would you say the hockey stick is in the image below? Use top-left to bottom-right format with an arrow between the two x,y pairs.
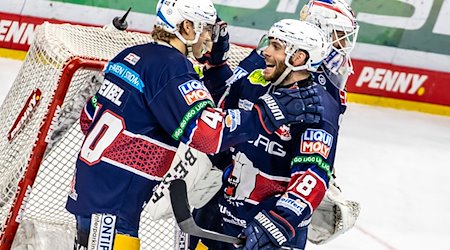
169,179 -> 244,245
169,179 -> 301,250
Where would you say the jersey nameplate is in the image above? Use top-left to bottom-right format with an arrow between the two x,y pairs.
98,79 -> 124,106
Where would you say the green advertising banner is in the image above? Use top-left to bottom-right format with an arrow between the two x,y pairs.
47,0 -> 450,56
2,0 -> 450,113
353,0 -> 450,55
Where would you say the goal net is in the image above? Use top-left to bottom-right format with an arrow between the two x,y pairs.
0,22 -> 252,249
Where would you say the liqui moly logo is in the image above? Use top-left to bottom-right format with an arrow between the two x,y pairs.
300,128 -> 333,158
178,80 -> 211,105
7,89 -> 42,141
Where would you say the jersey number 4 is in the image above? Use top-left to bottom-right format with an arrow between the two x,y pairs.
200,108 -> 223,129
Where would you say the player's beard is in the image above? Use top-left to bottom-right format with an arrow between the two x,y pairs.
263,58 -> 287,83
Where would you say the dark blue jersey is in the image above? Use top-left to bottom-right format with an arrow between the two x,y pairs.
66,42 -> 266,229
313,64 -> 348,115
201,52 -> 341,239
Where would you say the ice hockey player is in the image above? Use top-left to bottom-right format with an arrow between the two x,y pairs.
65,0 -> 326,249
190,0 -> 361,248
189,18 -> 339,250
299,0 -> 361,244
300,0 -> 359,116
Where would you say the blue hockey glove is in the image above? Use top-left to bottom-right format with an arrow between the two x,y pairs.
237,210 -> 294,250
253,86 -> 324,134
196,17 -> 229,66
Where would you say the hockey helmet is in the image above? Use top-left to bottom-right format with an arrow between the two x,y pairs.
156,0 -> 217,45
300,0 -> 359,56
267,19 -> 331,73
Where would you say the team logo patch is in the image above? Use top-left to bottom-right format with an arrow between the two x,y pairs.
300,128 -> 333,158
226,66 -> 248,85
124,52 -> 140,65
275,125 -> 292,141
225,109 -> 241,132
318,74 -> 326,86
178,80 -> 211,105
247,69 -> 270,86
238,99 -> 254,111
276,194 -> 307,216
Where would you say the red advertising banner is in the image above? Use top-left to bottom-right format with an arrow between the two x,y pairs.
347,59 -> 450,107
0,12 -> 65,51
0,12 -> 92,51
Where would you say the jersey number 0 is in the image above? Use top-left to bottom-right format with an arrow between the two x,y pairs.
80,110 -> 125,165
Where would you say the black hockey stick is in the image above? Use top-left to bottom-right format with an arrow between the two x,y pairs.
169,179 -> 301,250
169,179 -> 244,245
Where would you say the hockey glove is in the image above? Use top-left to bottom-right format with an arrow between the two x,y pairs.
237,210 -> 294,250
253,86 -> 323,134
196,17 -> 229,67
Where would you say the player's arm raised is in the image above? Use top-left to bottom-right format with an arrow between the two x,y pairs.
148,75 -> 324,155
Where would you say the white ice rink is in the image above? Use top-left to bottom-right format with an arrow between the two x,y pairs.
1,57 -> 450,250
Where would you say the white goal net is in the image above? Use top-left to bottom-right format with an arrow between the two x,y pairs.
0,22 -> 251,250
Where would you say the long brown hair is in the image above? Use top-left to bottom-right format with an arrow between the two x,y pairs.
151,25 -> 177,43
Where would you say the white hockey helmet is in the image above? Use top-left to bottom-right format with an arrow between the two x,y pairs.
267,19 -> 331,73
301,0 -> 359,56
156,0 -> 217,45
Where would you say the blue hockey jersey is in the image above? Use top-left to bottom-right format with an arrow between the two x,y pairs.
201,50 -> 341,240
65,42 -> 267,230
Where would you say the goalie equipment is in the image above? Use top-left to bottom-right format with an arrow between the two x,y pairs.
146,143 -> 222,219
307,180 -> 361,244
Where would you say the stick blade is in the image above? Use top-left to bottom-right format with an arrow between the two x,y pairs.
169,179 -> 244,245
169,179 -> 191,223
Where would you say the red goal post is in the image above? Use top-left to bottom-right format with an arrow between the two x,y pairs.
0,22 -> 252,249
